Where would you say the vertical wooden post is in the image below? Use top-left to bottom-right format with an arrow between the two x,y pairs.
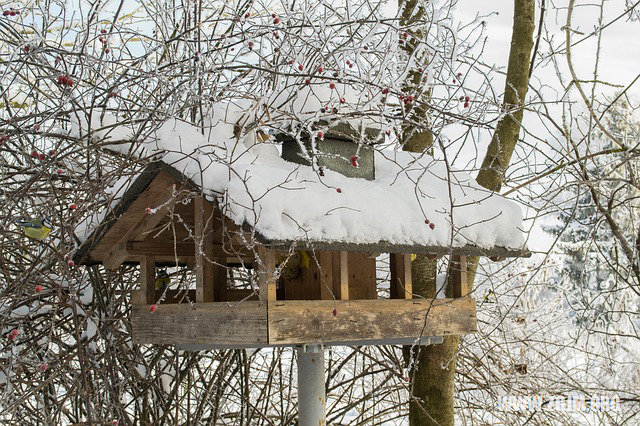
389,253 -> 412,299
452,255 -> 468,298
257,246 -> 277,303
195,196 -> 215,303
318,251 -> 333,300
332,251 -> 349,300
139,256 -> 156,304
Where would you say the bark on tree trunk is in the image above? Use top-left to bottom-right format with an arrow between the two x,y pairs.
399,1 -> 536,425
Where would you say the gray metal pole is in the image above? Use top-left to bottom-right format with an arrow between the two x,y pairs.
296,345 -> 326,426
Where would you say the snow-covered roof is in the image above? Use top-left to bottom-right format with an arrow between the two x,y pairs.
73,114 -> 528,259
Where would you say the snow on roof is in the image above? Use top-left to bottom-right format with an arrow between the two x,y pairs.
73,111 -> 527,255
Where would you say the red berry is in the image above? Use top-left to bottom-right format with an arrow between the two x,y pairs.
16,10 -> 21,15
418,67 -> 423,72
351,156 -> 358,167
245,12 -> 250,18
2,11 -> 9,16
336,188 -> 342,193
272,13 -> 277,18
457,72 -> 462,77
333,71 -> 339,77
68,260 -> 75,267
385,130 -> 391,136
38,153 -> 45,160
66,78 -> 74,86
317,66 -> 324,73
332,308 -> 337,316
304,79 -> 310,85
10,329 -> 18,337
9,11 -> 16,16
348,63 -> 353,69
407,95 -> 414,102
464,102 -> 469,108
112,421 -> 119,426
40,363 -> 47,371
402,32 -> 408,38
320,107 -> 326,113
108,92 -> 117,98
31,150 -> 38,157
424,218 -> 430,224
248,41 -> 254,49
339,97 -> 345,104
104,48 -> 109,54
429,223 -> 435,230
146,207 -> 152,214
48,150 -> 55,156
150,304 -> 157,312
346,60 -> 350,65
35,284 -> 43,293
317,131 -> 324,139
24,45 -> 30,52
273,17 -> 280,24
57,169 -> 63,174
465,95 -> 470,102
298,64 -> 303,71
69,203 -> 77,210
101,29 -> 107,34
381,87 -> 389,94
453,79 -> 456,84
329,82 -> 335,89
289,59 -> 294,65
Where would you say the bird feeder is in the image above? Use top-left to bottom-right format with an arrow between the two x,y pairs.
74,161 -> 528,349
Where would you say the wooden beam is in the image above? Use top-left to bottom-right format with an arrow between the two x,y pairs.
389,253 -> 412,299
131,302 -> 267,346
332,251 -> 349,300
452,255 -> 468,298
194,196 -> 215,302
268,298 -> 477,345
103,242 -> 129,271
256,246 -> 277,303
138,256 -> 156,305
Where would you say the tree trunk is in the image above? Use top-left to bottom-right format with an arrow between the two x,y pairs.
400,1 -> 536,425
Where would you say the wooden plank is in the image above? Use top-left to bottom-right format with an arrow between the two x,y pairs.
131,302 -> 267,346
451,255 -> 468,298
332,251 -> 349,300
347,252 -> 376,299
256,246 -> 276,303
103,242 -> 129,271
139,256 -> 156,305
268,298 -> 477,345
194,196 -> 215,302
389,253 -> 412,299
90,172 -> 176,261
98,178 -> 179,269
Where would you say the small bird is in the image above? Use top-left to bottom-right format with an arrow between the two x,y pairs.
483,289 -> 496,303
155,269 -> 170,291
17,217 -> 51,240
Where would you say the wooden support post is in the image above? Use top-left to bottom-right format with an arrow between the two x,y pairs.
139,256 -> 156,305
452,255 -> 468,298
195,196 -> 215,303
257,246 -> 277,303
332,251 -> 349,300
389,253 -> 412,299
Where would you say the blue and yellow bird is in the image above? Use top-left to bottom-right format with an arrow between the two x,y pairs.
17,217 -> 51,240
155,269 -> 170,290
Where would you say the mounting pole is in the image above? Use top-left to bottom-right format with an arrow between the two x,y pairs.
296,345 -> 326,426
